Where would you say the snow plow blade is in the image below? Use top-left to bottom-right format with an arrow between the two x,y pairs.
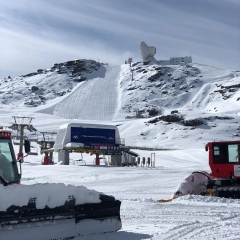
0,185 -> 121,240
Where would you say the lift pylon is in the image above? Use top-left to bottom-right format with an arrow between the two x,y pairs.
9,116 -> 37,160
38,132 -> 57,165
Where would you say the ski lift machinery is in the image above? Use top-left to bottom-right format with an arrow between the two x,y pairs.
54,122 -> 138,166
71,152 -> 86,165
39,131 -> 57,165
29,146 -> 38,155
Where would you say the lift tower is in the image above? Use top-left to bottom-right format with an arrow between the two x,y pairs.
9,116 -> 36,160
39,131 -> 57,165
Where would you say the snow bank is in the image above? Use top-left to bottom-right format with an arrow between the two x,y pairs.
174,194 -> 240,205
0,183 -> 101,211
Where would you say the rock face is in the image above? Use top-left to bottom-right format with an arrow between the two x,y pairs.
160,114 -> 183,123
52,60 -> 100,77
31,86 -> 39,92
183,118 -> 204,126
214,83 -> 240,100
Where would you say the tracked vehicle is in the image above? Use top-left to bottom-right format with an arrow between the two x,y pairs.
204,140 -> 240,198
158,140 -> 240,202
0,128 -> 122,240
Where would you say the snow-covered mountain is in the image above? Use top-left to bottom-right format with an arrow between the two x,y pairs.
0,59 -> 240,149
0,59 -> 102,107
1,59 -> 240,239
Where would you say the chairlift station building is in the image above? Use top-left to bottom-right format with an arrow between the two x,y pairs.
54,122 -> 122,154
54,123 -> 138,165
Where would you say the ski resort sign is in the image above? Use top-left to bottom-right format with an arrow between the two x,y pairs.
54,123 -> 123,155
71,127 -> 116,144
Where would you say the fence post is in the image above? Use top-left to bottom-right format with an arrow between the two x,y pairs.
147,157 -> 150,168
137,157 -> 140,166
151,153 -> 155,168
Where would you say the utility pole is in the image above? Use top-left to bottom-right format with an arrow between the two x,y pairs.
18,125 -> 25,159
130,68 -> 134,81
128,57 -> 132,67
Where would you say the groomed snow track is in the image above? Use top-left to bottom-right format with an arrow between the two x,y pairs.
121,196 -> 240,240
38,65 -> 120,121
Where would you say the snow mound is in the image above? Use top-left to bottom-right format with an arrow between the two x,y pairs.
0,183 -> 101,211
174,194 -> 240,205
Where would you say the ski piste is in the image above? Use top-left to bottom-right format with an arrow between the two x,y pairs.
0,183 -> 122,240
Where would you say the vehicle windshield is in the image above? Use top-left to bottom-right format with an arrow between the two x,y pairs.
213,143 -> 240,164
0,139 -> 19,183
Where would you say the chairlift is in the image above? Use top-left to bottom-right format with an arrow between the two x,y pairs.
100,156 -> 108,165
11,129 -> 21,145
29,146 -> 38,155
74,153 -> 86,165
28,132 -> 39,142
13,139 -> 22,145
12,135 -> 25,146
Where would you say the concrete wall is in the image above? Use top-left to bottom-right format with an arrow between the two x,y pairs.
110,155 -> 122,166
58,150 -> 69,165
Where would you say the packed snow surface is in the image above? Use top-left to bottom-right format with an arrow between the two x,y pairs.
6,150 -> 240,240
0,60 -> 240,239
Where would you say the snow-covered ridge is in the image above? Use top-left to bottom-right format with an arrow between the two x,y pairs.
0,59 -> 102,107
0,60 -> 239,117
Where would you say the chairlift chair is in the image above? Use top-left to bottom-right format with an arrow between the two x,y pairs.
11,128 -> 24,145
12,135 -> 25,146
99,156 -> 108,165
74,153 -> 86,165
13,139 -> 22,145
29,146 -> 38,155
28,132 -> 39,142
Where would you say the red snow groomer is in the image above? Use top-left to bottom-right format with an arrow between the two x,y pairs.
205,140 -> 240,198
158,140 -> 240,202
0,128 -> 122,240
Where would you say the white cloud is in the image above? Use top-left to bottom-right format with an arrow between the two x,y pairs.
0,0 -> 239,79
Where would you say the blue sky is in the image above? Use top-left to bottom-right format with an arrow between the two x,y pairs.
0,0 -> 239,79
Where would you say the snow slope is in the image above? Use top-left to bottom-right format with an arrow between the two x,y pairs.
0,59 -> 240,239
39,64 -> 120,121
